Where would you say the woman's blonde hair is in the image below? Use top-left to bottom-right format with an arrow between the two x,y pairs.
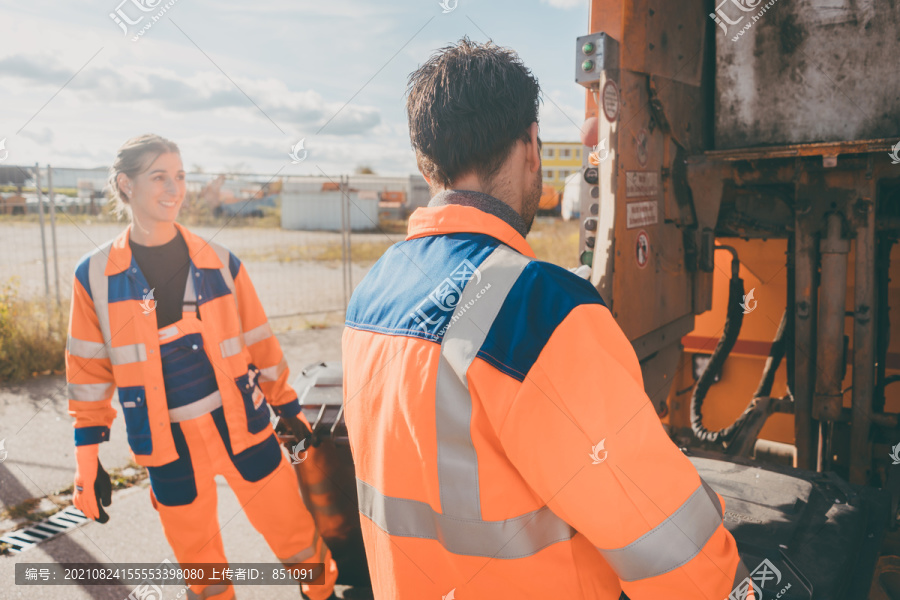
107,134 -> 180,219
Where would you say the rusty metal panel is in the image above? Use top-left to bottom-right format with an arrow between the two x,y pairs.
714,0 -> 900,149
606,70 -> 694,342
638,0 -> 707,86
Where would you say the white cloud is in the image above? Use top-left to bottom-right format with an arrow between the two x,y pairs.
539,89 -> 586,142
0,55 -> 381,136
539,0 -> 587,9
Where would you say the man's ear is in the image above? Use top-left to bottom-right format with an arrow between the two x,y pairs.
526,122 -> 541,173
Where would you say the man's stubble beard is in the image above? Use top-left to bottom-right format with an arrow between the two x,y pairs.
523,167 -> 542,235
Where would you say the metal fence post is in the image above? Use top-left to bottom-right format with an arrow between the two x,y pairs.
340,175 -> 350,311
48,164 -> 60,308
34,163 -> 51,321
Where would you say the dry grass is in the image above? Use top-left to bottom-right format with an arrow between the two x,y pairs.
270,310 -> 346,333
0,277 -> 68,383
528,217 -> 581,269
238,216 -> 580,269
241,240 -> 394,266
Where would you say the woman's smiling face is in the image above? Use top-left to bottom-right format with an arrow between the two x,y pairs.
118,151 -> 186,227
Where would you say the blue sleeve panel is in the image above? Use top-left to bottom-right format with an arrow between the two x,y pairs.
477,261 -> 608,382
345,233 -> 500,343
74,426 -> 110,446
271,398 -> 302,418
74,253 -> 93,301
228,251 -> 241,280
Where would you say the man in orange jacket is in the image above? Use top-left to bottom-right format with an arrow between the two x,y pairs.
342,38 -> 746,599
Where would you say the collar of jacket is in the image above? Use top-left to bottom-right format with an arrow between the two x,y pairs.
102,221 -> 224,276
406,201 -> 536,259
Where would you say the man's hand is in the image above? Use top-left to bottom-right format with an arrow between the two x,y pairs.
73,445 -> 112,523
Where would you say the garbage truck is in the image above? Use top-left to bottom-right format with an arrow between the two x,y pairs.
571,0 -> 900,597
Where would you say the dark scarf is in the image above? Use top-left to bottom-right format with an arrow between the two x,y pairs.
428,189 -> 528,239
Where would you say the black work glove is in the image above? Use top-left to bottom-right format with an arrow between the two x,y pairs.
94,459 -> 112,524
282,413 -> 321,448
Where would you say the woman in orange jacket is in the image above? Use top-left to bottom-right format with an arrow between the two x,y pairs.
66,133 -> 337,600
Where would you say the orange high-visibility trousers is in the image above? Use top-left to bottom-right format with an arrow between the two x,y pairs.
150,408 -> 337,600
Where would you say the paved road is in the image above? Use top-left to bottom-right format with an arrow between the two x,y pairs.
0,326 -> 373,599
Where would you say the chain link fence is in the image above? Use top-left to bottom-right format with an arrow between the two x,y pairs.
0,165 -> 427,323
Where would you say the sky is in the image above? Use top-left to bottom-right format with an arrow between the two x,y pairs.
0,0 -> 590,178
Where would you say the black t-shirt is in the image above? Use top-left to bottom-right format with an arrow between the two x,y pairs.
129,229 -> 191,329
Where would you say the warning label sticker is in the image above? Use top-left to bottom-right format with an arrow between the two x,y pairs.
625,171 -> 659,198
635,230 -> 650,269
601,80 -> 619,122
626,200 -> 659,229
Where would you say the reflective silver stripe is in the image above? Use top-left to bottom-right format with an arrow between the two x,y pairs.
259,357 -> 287,382
182,267 -> 197,313
358,478 -> 574,559
66,337 -> 108,360
68,381 -> 114,402
185,583 -> 230,600
358,244 -> 576,558
243,322 -> 273,346
731,559 -> 752,592
168,391 -> 223,422
109,343 -> 147,365
208,241 -> 241,324
280,530 -> 321,564
158,325 -> 179,341
596,479 -> 725,582
87,241 -> 115,346
219,335 -> 244,358
436,245 -> 531,519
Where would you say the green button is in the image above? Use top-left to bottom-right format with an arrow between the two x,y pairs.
582,59 -> 595,72
583,42 -> 595,55
580,250 -> 594,266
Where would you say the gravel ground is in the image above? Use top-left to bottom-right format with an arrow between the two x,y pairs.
0,222 -> 398,318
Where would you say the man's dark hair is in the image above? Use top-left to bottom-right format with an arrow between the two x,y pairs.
406,37 -> 541,189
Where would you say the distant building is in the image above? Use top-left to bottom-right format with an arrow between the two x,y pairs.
541,142 -> 582,194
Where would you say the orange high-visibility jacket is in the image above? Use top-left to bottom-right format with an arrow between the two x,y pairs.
67,222 -> 302,467
342,203 -> 742,599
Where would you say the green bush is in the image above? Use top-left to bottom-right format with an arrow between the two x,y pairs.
0,278 -> 68,382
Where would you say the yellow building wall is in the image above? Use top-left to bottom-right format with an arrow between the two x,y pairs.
542,142 -> 582,193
